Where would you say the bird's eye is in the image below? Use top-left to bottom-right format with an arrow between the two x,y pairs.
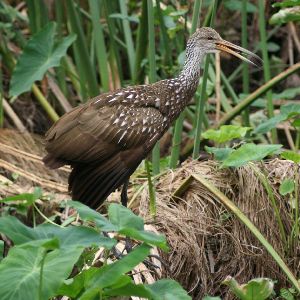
207,37 -> 214,40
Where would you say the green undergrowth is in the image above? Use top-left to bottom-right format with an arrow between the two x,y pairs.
0,193 -> 190,300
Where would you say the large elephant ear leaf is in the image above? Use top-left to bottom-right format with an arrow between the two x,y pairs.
10,22 -> 76,97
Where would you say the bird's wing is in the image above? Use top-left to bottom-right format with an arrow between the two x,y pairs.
43,101 -> 165,208
44,102 -> 164,165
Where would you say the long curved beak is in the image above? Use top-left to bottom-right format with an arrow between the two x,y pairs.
216,40 -> 263,67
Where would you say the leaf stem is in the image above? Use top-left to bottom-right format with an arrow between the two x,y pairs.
32,84 -> 59,122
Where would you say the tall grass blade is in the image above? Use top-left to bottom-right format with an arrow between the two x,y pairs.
169,112 -> 185,169
25,0 -> 49,33
170,0 -> 202,168
191,0 -> 202,33
89,0 -> 110,92
54,0 -> 68,97
250,164 -> 287,249
104,0 -> 124,86
133,0 -> 148,84
66,0 -> 99,97
193,57 -> 210,159
119,0 -> 135,79
258,0 -> 277,142
147,0 -> 159,175
0,57 -> 3,127
145,160 -> 156,217
155,0 -> 172,68
193,0 -> 218,159
241,0 -> 250,126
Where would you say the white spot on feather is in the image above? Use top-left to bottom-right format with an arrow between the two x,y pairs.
108,97 -> 118,103
118,131 -> 127,143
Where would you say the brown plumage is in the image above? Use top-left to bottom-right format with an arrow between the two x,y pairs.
44,27 -> 261,208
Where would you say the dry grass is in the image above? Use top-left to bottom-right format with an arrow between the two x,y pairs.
0,129 -> 68,199
139,159 -> 300,299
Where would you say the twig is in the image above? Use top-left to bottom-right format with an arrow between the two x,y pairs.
2,98 -> 26,132
47,75 -> 73,112
288,28 -> 294,66
215,52 -> 221,122
0,142 -> 71,173
32,84 -> 59,122
288,22 -> 300,53
283,122 -> 295,151
0,159 -> 68,192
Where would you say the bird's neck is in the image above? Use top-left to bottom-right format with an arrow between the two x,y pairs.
176,47 -> 205,97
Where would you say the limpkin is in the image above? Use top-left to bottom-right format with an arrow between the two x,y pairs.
43,27 -> 261,209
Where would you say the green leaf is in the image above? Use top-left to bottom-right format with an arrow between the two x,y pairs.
254,103 -> 300,135
10,22 -> 76,96
0,215 -> 115,249
273,0 -> 300,8
280,103 -> 300,119
203,297 -> 222,300
72,244 -> 151,298
68,202 -> 168,250
291,118 -> 300,127
279,179 -> 295,196
280,287 -> 296,300
68,200 -> 116,231
58,268 -> 98,298
224,0 -> 257,13
222,276 -> 274,300
205,146 -> 234,161
273,87 -> 300,100
0,187 -> 42,205
0,240 -> 4,262
270,6 -> 300,24
254,114 -> 286,135
107,279 -> 191,300
34,224 -> 115,249
202,125 -> 251,144
281,150 -> 300,163
119,228 -> 168,251
108,204 -> 168,250
109,13 -> 139,23
145,279 -> 191,300
0,242 -> 82,300
221,144 -> 282,168
0,216 -> 36,244
109,203 -> 144,231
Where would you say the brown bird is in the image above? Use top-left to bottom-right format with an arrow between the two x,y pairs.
43,27 -> 261,209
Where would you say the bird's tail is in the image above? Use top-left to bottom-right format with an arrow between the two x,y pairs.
69,156 -> 134,209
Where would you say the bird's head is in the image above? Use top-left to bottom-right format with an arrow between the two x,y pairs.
187,27 -> 262,67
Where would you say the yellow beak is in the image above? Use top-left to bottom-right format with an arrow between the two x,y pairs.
216,40 -> 262,67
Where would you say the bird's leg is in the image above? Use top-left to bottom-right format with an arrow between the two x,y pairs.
120,179 -> 133,253
121,179 -> 129,207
